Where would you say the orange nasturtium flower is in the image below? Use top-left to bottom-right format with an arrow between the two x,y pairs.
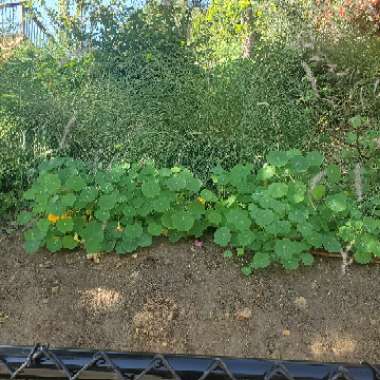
47,214 -> 60,224
197,196 -> 206,205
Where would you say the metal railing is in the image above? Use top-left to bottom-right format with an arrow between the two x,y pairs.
0,1 -> 51,47
0,344 -> 380,380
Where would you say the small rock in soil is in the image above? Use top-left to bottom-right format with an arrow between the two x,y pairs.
294,296 -> 307,309
0,312 -> 8,324
235,307 -> 252,321
51,286 -> 59,295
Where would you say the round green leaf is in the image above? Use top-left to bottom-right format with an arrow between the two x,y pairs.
82,221 -> 104,242
267,151 -> 288,167
46,235 -> 63,253
40,173 -> 61,194
311,185 -> 326,201
161,213 -> 173,228
289,156 -> 309,173
152,194 -> 172,212
147,222 -> 162,237
266,221 -> 291,236
236,229 -> 255,246
252,252 -> 271,269
139,232 -> 153,248
77,187 -> 98,206
349,115 -> 364,129
104,239 -> 116,253
200,189 -> 218,202
288,208 -> 309,224
159,168 -> 172,177
122,205 -> 137,218
323,234 -> 342,252
224,249 -> 233,258
65,176 -> 86,192
306,151 -> 324,167
326,193 -> 348,213
282,258 -> 300,270
357,235 -> 380,255
168,230 -> 186,243
268,183 -> 288,199
61,193 -> 76,207
56,218 -> 74,233
363,217 -> 380,234
84,238 -> 103,253
98,193 -> 118,210
37,219 -> 50,235
62,235 -> 78,250
214,227 -> 231,247
225,208 -> 251,231
125,223 -> 144,239
24,239 -> 41,254
250,206 -> 275,227
326,165 -> 341,184
189,202 -> 205,218
275,239 -> 306,257
301,252 -> 314,266
24,227 -> 44,243
95,209 -> 111,222
207,210 -> 222,226
142,179 -> 161,198
17,211 -> 32,225
186,177 -> 202,193
172,211 -> 195,232
287,181 -> 306,203
257,164 -> 276,181
23,189 -> 35,201
166,174 -> 187,191
354,250 -> 372,264
241,266 -> 253,276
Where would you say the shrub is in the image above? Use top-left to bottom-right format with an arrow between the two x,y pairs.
18,151 -> 380,272
0,39 -> 317,189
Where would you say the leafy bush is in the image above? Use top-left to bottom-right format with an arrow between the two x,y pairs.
18,151 -> 380,272
2,0 -> 380,224
342,116 -> 380,217
0,38 -> 317,198
302,32 -> 380,160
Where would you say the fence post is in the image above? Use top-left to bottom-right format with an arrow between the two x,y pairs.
18,2 -> 25,37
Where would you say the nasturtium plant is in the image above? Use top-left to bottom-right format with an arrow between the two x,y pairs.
214,227 -> 232,247
19,151 -> 380,272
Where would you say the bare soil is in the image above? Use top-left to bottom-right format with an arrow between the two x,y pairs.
0,234 -> 380,363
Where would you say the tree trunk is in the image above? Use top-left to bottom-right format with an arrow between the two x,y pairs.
58,0 -> 69,21
75,0 -> 87,19
242,5 -> 254,59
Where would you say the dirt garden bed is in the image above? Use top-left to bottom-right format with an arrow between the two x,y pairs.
0,234 -> 379,363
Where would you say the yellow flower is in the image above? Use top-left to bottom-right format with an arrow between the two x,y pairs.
197,196 -> 206,205
116,223 -> 124,232
47,214 -> 60,224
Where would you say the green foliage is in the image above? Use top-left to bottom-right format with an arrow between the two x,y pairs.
19,151 -> 380,272
2,0 -> 380,256
0,1 -> 319,222
20,157 -> 206,256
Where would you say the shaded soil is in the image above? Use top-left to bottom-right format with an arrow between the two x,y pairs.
0,234 -> 380,363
